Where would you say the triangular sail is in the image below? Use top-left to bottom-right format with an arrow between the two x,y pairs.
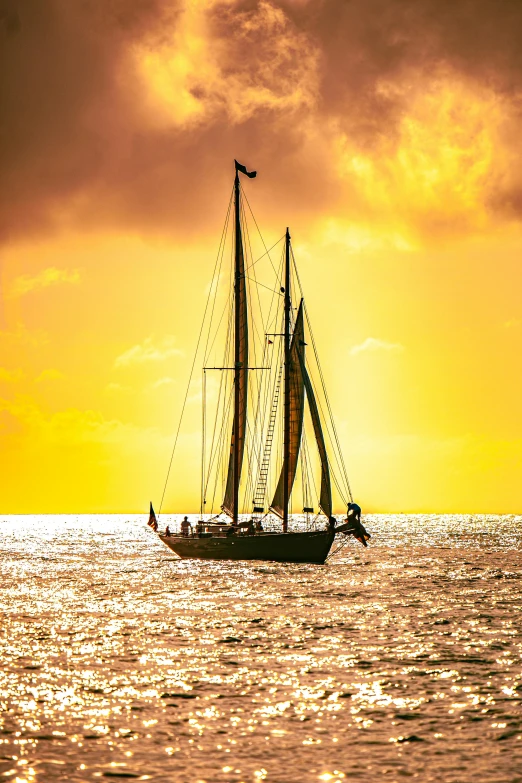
297,349 -> 333,519
270,302 -> 305,518
222,202 -> 248,518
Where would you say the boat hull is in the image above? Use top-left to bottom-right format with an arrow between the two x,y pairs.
158,529 -> 336,564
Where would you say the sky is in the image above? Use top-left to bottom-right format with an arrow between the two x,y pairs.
1,0 -> 522,514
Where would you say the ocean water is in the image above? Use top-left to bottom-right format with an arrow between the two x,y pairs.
1,514 -> 521,783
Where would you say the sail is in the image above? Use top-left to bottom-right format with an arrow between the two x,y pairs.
270,302 -> 305,518
222,213 -> 248,518
298,349 -> 333,519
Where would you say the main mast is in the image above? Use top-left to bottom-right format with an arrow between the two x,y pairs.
283,227 -> 291,533
233,171 -> 241,526
222,161 -> 254,524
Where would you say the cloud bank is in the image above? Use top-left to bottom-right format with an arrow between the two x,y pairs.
10,267 -> 80,297
114,336 -> 183,367
350,337 -> 405,356
2,0 -> 522,245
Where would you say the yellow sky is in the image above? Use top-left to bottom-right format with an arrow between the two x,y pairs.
1,0 -> 522,513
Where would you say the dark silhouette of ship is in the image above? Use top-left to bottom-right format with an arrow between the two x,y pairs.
149,161 -> 367,564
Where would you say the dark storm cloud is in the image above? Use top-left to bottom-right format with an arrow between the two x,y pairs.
292,0 -> 522,141
2,0 -> 522,244
0,0 -> 184,241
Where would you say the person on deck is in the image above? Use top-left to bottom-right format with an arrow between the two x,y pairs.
165,525 -> 171,537
345,502 -> 370,547
347,502 -> 362,523
255,520 -> 264,533
328,516 -> 337,530
181,516 -> 191,537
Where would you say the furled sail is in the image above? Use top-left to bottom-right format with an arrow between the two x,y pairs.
298,347 -> 333,519
222,210 -> 248,518
270,302 -> 305,518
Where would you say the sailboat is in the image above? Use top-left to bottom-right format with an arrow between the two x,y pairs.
153,160 -> 367,564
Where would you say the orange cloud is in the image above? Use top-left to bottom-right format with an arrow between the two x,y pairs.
114,336 -> 183,367
137,0 -> 318,128
0,367 -> 24,382
10,267 -> 80,297
350,338 -> 404,356
4,0 -> 522,245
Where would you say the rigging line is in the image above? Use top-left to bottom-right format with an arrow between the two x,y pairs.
204,298 -> 232,474
245,368 -> 261,476
209,383 -> 234,513
248,341 -> 268,506
268,340 -> 284,504
290,247 -> 352,501
240,202 -> 267,514
243,234 -> 286,274
261,256 -> 285,507
330,458 -> 349,508
258,249 -> 284,466
248,341 -> 269,490
243,416 -> 258,515
253,355 -> 282,512
300,432 -> 306,516
244,276 -> 283,296
301,427 -> 313,512
158,185 -> 234,517
204,299 -> 234,498
206,291 -> 233,476
325,536 -> 352,562
303,425 -> 319,513
302,325 -> 351,502
295,292 -> 351,501
254,341 -> 278,508
242,187 -> 279,278
303,346 -> 348,507
209,220 -> 235,507
202,189 -> 234,365
217,294 -> 234,476
242,197 -> 267,351
304,301 -> 352,503
242,196 -> 282,490
274,308 -> 285,482
243,226 -> 270,473
204,355 -> 226,501
261,247 -> 285,341
200,369 -> 206,516
292,308 -> 348,505
240,187 -> 269,480
268,246 -> 285,321
204,193 -> 236,366
212,382 -> 234,508
204,289 -> 232,365
241,199 -> 261,372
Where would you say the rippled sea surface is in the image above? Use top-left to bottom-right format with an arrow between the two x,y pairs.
1,515 -> 522,783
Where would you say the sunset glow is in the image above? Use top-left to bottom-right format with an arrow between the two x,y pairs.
1,0 -> 521,513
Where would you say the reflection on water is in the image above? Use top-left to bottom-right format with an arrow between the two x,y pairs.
0,514 -> 521,782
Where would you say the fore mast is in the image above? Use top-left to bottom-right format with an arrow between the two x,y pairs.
282,227 -> 291,533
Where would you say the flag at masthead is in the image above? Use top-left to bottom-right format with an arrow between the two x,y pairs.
235,160 -> 257,178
